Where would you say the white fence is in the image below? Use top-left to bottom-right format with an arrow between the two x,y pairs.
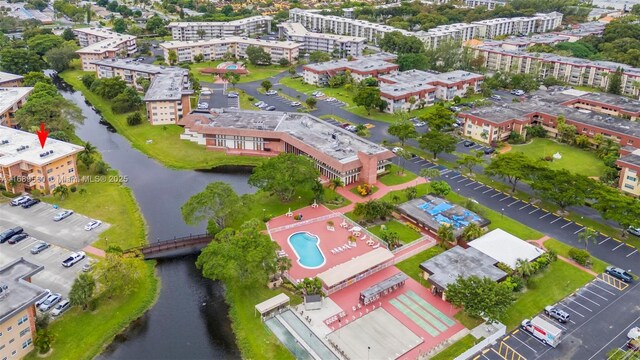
268,213 -> 341,234
392,237 -> 437,264
453,323 -> 506,360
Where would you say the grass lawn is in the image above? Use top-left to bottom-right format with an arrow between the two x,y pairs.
368,219 -> 422,244
237,89 -> 260,110
26,262 -> 159,360
190,61 -> 288,84
60,68 -> 264,170
454,312 -> 484,329
543,238 -> 609,273
431,334 -> 481,360
500,260 -> 594,329
378,164 -> 418,186
510,138 -> 607,177
394,245 -> 444,283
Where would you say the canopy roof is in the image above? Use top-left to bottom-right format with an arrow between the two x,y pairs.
318,248 -> 394,288
255,293 -> 290,315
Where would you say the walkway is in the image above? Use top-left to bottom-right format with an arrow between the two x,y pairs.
530,236 -> 598,276
334,176 -> 427,213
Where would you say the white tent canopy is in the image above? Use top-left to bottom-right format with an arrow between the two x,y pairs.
255,293 -> 290,316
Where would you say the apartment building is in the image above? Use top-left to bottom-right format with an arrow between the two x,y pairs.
479,34 -> 571,51
302,53 -> 399,86
553,22 -> 606,42
560,92 -> 640,121
472,45 -> 640,97
378,70 -> 483,112
179,110 -> 394,185
0,72 -> 23,87
160,37 -> 301,64
0,259 -> 47,360
73,28 -> 137,71
465,0 -> 506,10
0,126 -> 83,194
167,16 -> 273,41
92,59 -> 193,125
616,148 -> 640,196
0,87 -> 33,127
277,22 -> 366,58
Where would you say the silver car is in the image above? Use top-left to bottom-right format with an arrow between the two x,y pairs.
53,210 -> 74,221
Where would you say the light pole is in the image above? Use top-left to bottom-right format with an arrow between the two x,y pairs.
501,208 -> 504,218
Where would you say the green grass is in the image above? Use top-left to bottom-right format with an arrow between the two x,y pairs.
431,334 -> 481,360
394,245 -> 444,283
454,312 -> 484,329
26,261 -> 159,360
543,238 -> 609,273
510,138 -> 607,178
59,68 -> 264,170
378,164 -> 418,186
500,260 -> 594,329
368,219 -> 422,244
190,61 -> 288,84
238,89 -> 260,110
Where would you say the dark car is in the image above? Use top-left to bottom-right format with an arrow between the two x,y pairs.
606,266 -> 633,283
8,233 -> 28,244
484,148 -> 496,155
22,198 -> 41,208
463,140 -> 475,147
0,227 -> 24,244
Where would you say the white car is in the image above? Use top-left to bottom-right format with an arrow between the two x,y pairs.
311,91 -> 321,96
290,102 -> 301,107
35,289 -> 52,307
628,327 -> 640,340
51,300 -> 70,317
414,121 -> 426,127
227,93 -> 238,98
254,101 -> 265,107
62,251 -> 86,267
392,147 -> 403,154
53,210 -> 74,221
314,92 -> 325,98
84,220 -> 102,231
266,90 -> 277,95
10,195 -> 30,206
197,103 -> 208,109
200,90 -> 212,95
325,97 -> 336,102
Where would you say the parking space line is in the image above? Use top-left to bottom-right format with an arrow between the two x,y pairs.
560,221 -> 574,228
519,204 -> 530,210
597,274 -> 628,291
540,314 -> 567,330
560,304 -> 585,317
465,181 -> 476,187
550,217 -> 562,224
577,293 -> 600,307
458,178 -> 469,183
612,243 -> 625,251
599,237 -> 610,245
573,227 -> 585,234
491,192 -> 501,198
451,175 -> 461,180
627,249 -> 638,257
510,333 -> 538,353
508,200 -> 519,207
539,212 -> 551,219
499,196 -> 511,201
583,287 -> 609,301
528,208 -> 539,215
474,184 -> 485,190
589,281 -> 616,296
483,188 -> 493,194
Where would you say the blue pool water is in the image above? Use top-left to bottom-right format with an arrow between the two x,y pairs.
226,65 -> 238,70
288,232 -> 326,269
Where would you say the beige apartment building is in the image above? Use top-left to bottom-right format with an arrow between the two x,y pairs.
73,28 -> 137,71
0,72 -> 23,87
617,148 -> 640,196
168,16 -> 273,41
0,87 -> 33,127
277,22 -> 365,58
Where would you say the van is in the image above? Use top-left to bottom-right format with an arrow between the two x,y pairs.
10,196 -> 29,206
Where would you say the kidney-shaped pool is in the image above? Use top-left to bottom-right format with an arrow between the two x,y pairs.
287,232 -> 326,269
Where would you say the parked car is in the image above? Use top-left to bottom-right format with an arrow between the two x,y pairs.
265,90 -> 277,96
200,90 -> 212,95
38,293 -> 62,312
30,241 -> 51,254
7,233 -> 28,244
10,195 -> 30,206
311,91 -> 321,96
254,101 -> 265,107
340,123 -> 351,129
450,106 -> 462,112
258,103 -> 269,109
605,266 -> 633,283
35,289 -> 51,307
414,121 -> 427,127
84,220 -> 103,231
53,210 -> 74,221
226,93 -> 238,98
392,147 -> 403,154
628,327 -> 640,340
511,89 -> 525,96
345,125 -> 357,132
265,106 -> 276,111
463,140 -> 475,147
325,97 -> 336,102
196,103 -> 208,109
544,305 -> 570,323
628,339 -> 640,351
628,226 -> 640,237
0,227 -> 23,243
51,300 -> 71,317
21,198 -> 41,208
484,148 -> 496,155
314,92 -> 325,98
62,251 -> 86,267
290,102 -> 301,107
490,95 -> 502,101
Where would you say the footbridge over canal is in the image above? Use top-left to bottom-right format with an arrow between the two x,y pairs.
127,233 -> 213,259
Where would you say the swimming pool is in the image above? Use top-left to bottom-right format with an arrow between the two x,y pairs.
226,64 -> 238,70
288,232 -> 326,269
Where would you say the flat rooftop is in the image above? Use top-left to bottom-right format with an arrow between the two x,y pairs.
168,15 -> 272,27
76,34 -> 135,54
0,87 -> 33,114
0,71 -> 23,84
380,69 -> 483,87
576,92 -> 640,114
160,36 -> 302,50
419,246 -> 507,289
93,58 -> 177,75
618,150 -> 640,168
468,228 -> 545,268
0,258 -> 47,324
181,110 -> 392,163
72,27 -> 117,37
0,126 -> 84,167
279,22 -> 366,43
305,57 -> 397,73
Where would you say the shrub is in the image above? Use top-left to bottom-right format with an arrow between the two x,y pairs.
127,112 -> 143,126
503,275 -> 525,292
70,185 -> 77,193
356,183 -> 373,196
248,96 -> 255,101
496,262 -> 513,274
568,247 -> 591,266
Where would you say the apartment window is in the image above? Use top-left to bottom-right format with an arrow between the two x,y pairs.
7,326 -> 12,332
68,168 -> 74,173
21,339 -> 32,349
9,339 -> 14,344
17,315 -> 27,325
627,176 -> 637,182
67,161 -> 72,165
47,169 -> 52,174
11,351 -> 15,356
625,184 -> 635,190
49,177 -> 54,182
19,328 -> 29,337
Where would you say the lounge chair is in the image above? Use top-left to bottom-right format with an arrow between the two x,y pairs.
344,243 -> 351,249
360,234 -> 367,240
372,243 -> 380,249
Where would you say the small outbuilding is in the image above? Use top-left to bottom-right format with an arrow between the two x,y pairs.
303,294 -> 323,310
468,228 -> 545,269
255,293 -> 290,319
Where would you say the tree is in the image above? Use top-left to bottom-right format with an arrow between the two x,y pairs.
515,258 -> 534,278
380,230 -> 401,249
485,152 -> 544,192
245,45 -> 271,65
577,228 -> 598,250
111,87 -> 143,113
419,131 -> 457,160
275,256 -> 292,279
168,49 -> 178,65
405,185 -> 418,200
62,28 -> 76,41
91,77 -> 127,99
93,160 -> 109,175
397,53 -> 430,71
27,34 -> 64,56
127,112 -> 143,126
278,58 -> 290,67
69,272 -> 96,310
93,246 -> 144,298
52,185 -> 69,200
420,105 -> 454,131
431,180 -> 451,197
0,48 -> 43,74
196,29 -> 206,40
193,53 -> 204,63
420,168 -> 441,180
388,119 -> 417,146
353,200 -> 394,222
607,68 -> 623,95
531,169 -> 593,211
556,116 -> 577,144
446,275 -> 516,324
309,51 -> 331,63
456,150 -> 484,175
22,71 -> 52,86
45,43 -> 79,72
461,222 -> 484,242
299,277 -> 323,295
196,219 -> 279,286
261,80 -> 272,92
379,31 -> 424,54
182,182 -> 241,233
509,73 -> 539,93
112,18 -> 127,33
329,178 -> 344,190
353,87 -> 383,115
305,97 -> 317,108
437,225 -> 455,245
248,153 -> 320,202
34,329 -> 55,354
593,188 -> 640,237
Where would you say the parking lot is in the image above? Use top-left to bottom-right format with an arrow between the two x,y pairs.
475,276 -> 639,360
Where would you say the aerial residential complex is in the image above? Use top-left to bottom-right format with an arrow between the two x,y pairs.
160,37 -> 302,64
179,109 -> 394,185
289,8 -> 562,48
0,87 -> 33,127
168,16 -> 273,41
0,126 -> 83,194
277,22 -> 366,58
92,59 -> 193,125
73,28 -> 137,71
0,71 -> 23,87
0,259 -> 47,360
303,53 -> 399,86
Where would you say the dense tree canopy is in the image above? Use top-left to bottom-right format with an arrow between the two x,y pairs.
27,34 -> 65,56
446,275 -> 516,324
181,182 -> 241,233
248,153 -> 320,201
485,152 -> 546,192
14,82 -> 82,135
246,45 -> 272,65
419,131 -> 457,160
0,48 -> 43,75
388,119 -> 418,146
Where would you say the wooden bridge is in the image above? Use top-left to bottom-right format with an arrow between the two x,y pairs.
127,233 -> 213,259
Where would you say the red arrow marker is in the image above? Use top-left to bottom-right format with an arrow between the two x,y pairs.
36,123 -> 49,149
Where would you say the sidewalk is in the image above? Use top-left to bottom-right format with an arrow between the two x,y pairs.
530,236 -> 598,276
334,177 -> 427,213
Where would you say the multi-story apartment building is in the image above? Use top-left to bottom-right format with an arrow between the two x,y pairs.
73,28 -> 137,71
167,16 -> 273,41
616,148 -> 640,196
92,59 -> 193,125
160,37 -> 301,64
277,22 -> 366,58
302,53 -> 399,86
0,259 -> 48,360
465,0 -> 506,10
479,34 -> 571,51
472,45 -> 640,97
179,109 -> 394,185
0,72 -> 23,87
0,126 -> 83,194
0,87 -> 33,127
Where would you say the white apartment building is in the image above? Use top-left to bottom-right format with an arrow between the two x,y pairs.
465,0 -> 506,10
160,37 -> 301,64
278,22 -> 365,58
168,16 -> 273,41
73,27 -> 137,71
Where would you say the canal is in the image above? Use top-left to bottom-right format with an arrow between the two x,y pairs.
57,79 -> 248,359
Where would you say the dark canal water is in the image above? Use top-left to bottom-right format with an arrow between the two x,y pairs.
57,79 -> 249,359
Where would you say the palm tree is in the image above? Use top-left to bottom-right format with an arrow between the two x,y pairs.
82,142 -> 96,159
420,168 -> 440,180
7,176 -> 19,193
437,225 -> 455,247
52,185 -> 70,200
461,223 -> 484,242
329,178 -> 344,190
515,258 -> 534,278
275,256 -> 291,279
577,228 -> 598,250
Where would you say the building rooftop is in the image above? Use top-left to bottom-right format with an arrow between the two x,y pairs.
468,229 -> 545,268
0,71 -> 23,84
72,26 -> 117,37
0,258 -> 48,324
317,247 -> 394,288
0,126 -> 84,167
419,246 -> 507,290
576,92 -> 640,114
0,87 -> 33,115
168,15 -> 273,28
278,22 -> 366,43
617,149 -> 640,168
160,36 -> 302,50
75,34 -> 136,54
304,56 -> 398,74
